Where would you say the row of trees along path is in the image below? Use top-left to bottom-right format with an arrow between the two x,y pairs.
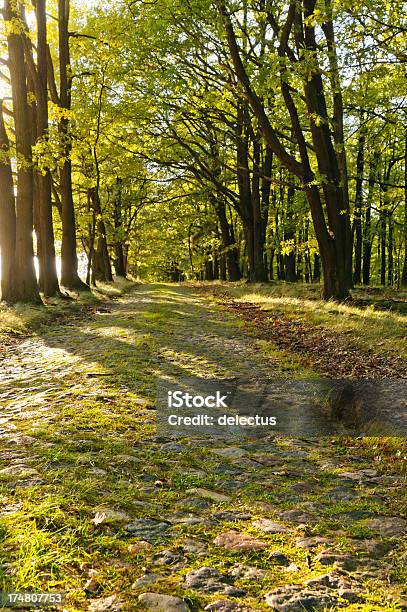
0,0 -> 407,301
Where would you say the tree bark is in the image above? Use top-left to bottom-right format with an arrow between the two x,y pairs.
380,203 -> 386,286
91,188 -> 113,282
387,212 -> 394,285
353,118 -> 366,285
379,157 -> 396,286
362,155 -> 378,285
113,177 -> 127,277
5,0 -> 40,303
90,77 -> 112,283
33,0 -> 60,296
313,254 -> 321,282
401,130 -> 407,286
284,181 -> 297,282
321,0 -> 353,285
213,196 -> 241,281
250,132 -> 268,281
26,73 -> 43,293
236,104 -> 268,282
301,0 -> 352,296
57,0 -> 88,289
0,103 -> 16,302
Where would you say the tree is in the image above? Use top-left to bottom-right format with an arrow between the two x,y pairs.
217,0 -> 353,299
0,101 -> 16,302
27,0 -> 60,297
5,0 -> 40,303
401,130 -> 407,286
47,0 -> 89,289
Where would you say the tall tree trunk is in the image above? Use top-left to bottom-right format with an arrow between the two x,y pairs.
5,0 -> 40,303
284,181 -> 297,282
250,132 -> 268,281
362,155 -> 378,285
387,212 -> 394,286
353,118 -> 365,285
269,247 -> 275,280
380,205 -> 386,286
34,0 -> 59,296
401,130 -> 407,286
91,188 -> 113,282
0,104 -> 16,302
236,103 -> 254,280
305,185 -> 343,298
313,254 -> 321,281
235,104 -> 268,282
57,0 -> 88,289
27,74 -> 43,292
90,77 -> 112,283
260,144 -> 273,279
379,157 -> 396,286
213,197 -> 241,281
113,177 -> 127,277
85,188 -> 94,285
269,183 -> 277,280
301,0 -> 352,297
322,0 -> 353,286
304,221 -> 312,282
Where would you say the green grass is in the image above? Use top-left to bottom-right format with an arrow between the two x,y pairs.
0,277 -> 137,342
198,281 -> 407,360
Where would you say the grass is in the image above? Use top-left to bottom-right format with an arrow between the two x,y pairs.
198,281 -> 407,360
0,277 -> 137,343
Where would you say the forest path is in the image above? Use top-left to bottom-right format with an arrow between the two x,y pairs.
0,284 -> 406,611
